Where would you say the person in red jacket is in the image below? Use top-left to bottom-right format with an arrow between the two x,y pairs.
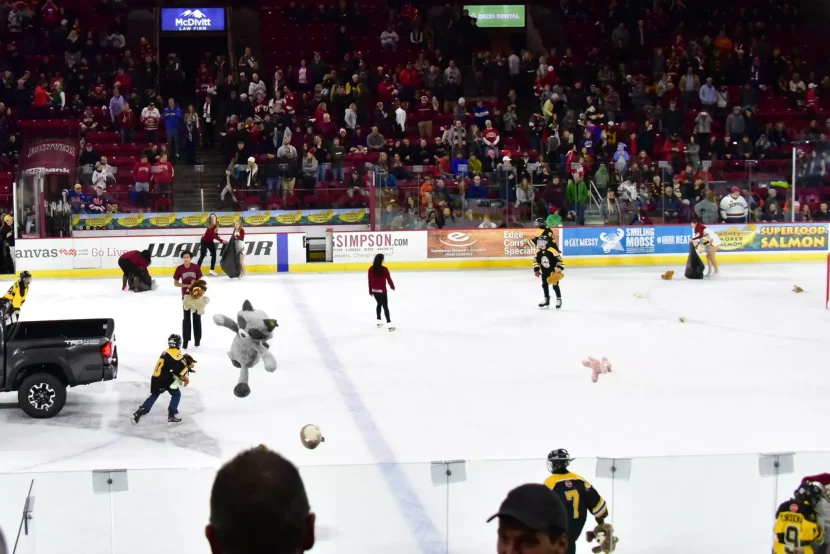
368,253 -> 395,330
197,213 -> 225,275
118,249 -> 155,292
131,153 -> 152,207
153,153 -> 174,195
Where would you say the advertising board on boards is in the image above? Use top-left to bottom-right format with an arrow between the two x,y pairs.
427,228 -> 558,258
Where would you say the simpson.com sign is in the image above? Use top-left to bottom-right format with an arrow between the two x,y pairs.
161,8 -> 226,32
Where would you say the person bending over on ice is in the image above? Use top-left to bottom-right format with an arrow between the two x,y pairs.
2,270 -> 31,324
118,249 -> 155,291
131,334 -> 196,424
533,236 -> 564,309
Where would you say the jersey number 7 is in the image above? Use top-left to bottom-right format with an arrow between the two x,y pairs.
565,490 -> 580,518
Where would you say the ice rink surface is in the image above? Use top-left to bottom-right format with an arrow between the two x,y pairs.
2,262 -> 830,474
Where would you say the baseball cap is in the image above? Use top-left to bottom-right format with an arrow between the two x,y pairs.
487,484 -> 569,536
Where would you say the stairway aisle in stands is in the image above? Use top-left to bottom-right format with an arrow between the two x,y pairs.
172,150 -> 225,212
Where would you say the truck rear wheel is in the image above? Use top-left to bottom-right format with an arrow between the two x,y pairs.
18,373 -> 67,418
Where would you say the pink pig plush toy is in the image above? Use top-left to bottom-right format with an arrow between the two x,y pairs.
582,357 -> 612,383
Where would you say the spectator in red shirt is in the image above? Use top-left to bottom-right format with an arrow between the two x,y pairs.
367,253 -> 395,330
120,102 -> 136,143
377,76 -> 397,105
482,120 -> 500,157
113,68 -> 132,96
41,0 -> 60,27
153,153 -> 174,194
33,83 -> 50,118
416,95 -> 434,139
131,153 -> 152,206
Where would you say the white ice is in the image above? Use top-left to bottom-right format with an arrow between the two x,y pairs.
1,263 -> 829,554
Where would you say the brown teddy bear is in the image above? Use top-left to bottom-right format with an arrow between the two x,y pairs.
661,270 -> 674,280
585,523 -> 618,553
183,279 -> 210,314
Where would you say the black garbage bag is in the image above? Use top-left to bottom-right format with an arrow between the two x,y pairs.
128,270 -> 155,291
220,237 -> 242,278
684,242 -> 705,279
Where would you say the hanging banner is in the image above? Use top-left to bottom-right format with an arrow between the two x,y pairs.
71,209 -> 367,230
19,140 -> 79,175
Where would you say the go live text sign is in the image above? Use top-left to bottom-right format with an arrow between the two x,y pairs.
464,5 -> 526,28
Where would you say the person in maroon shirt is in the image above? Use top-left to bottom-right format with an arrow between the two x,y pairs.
367,253 -> 395,330
119,102 -> 137,143
118,249 -> 154,292
197,213 -> 225,275
174,251 -> 204,348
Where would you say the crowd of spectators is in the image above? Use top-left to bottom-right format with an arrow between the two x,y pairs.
1,0 -> 829,228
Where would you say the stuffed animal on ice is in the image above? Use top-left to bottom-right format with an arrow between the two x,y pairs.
183,279 -> 210,314
582,356 -> 612,383
213,300 -> 278,398
300,424 -> 325,449
585,523 -> 619,553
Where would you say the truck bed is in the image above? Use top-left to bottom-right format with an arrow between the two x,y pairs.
9,319 -> 114,342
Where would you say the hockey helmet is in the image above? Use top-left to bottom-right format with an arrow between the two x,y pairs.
547,449 -> 573,473
168,333 -> 183,349
534,217 -> 547,229
19,270 -> 31,282
795,481 -> 823,505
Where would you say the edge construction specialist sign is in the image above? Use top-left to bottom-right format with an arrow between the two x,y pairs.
427,228 -> 559,258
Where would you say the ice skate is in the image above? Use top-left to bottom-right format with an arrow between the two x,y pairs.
539,297 -> 550,309
377,320 -> 384,328
168,412 -> 182,424
556,298 -> 562,310
131,407 -> 147,424
388,323 -> 396,331
209,269 -> 218,276
150,280 -> 158,291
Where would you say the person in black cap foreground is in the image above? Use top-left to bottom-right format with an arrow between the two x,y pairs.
488,483 -> 570,554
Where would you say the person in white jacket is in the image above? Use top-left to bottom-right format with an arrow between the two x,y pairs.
248,73 -> 266,99
719,187 -> 748,223
380,25 -> 399,51
394,104 -> 406,137
344,104 -> 358,131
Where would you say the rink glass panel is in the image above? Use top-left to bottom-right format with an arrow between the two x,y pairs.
3,453 -> 830,554
15,172 -> 44,238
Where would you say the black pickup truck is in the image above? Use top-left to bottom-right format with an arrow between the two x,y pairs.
0,318 -> 118,418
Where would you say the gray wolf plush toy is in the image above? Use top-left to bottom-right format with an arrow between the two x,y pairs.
213,300 -> 278,397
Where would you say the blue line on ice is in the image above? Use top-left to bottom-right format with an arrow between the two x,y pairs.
287,277 -> 445,554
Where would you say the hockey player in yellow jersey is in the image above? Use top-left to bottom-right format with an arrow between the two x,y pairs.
534,236 -> 564,309
2,270 -> 31,324
544,449 -> 609,554
773,481 -> 825,554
